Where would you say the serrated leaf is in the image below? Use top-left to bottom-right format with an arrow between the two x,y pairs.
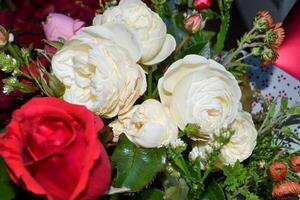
222,161 -> 247,192
0,158 -> 16,200
111,135 -> 166,192
200,179 -> 225,200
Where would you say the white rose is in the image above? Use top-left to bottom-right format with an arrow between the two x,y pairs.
52,24 -> 146,118
110,99 -> 178,148
158,55 -> 241,138
93,0 -> 176,65
219,110 -> 257,165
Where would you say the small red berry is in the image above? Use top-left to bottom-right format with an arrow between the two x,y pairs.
269,160 -> 287,181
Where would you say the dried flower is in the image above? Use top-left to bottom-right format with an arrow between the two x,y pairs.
261,47 -> 278,65
184,14 -> 203,34
254,10 -> 273,31
269,160 -> 287,181
272,181 -> 300,199
269,22 -> 285,49
193,0 -> 210,11
289,155 -> 300,173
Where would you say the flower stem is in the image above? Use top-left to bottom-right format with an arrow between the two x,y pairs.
147,69 -> 153,96
223,27 -> 257,66
174,33 -> 190,55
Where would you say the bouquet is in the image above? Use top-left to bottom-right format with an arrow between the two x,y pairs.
0,0 -> 299,199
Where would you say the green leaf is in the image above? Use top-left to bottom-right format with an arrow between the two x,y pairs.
222,161 -> 247,192
199,42 -> 211,59
42,40 -> 64,51
0,158 -> 16,200
280,97 -> 288,113
288,104 -> 300,115
258,101 -> 276,132
165,178 -> 188,200
200,179 -> 225,200
280,126 -> 300,142
136,189 -> 164,200
111,135 -> 166,192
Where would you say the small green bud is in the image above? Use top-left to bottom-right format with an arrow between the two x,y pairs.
0,52 -> 19,73
261,47 -> 276,60
264,29 -> 277,46
3,77 -> 18,94
251,47 -> 262,56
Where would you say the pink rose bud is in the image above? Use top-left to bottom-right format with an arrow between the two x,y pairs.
43,13 -> 85,41
193,0 -> 211,11
0,25 -> 8,47
184,14 -> 203,34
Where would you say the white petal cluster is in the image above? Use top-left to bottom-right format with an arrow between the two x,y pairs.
93,0 -> 176,65
52,24 -> 146,118
158,55 -> 241,137
110,99 -> 178,148
189,145 -> 213,170
219,110 -> 258,165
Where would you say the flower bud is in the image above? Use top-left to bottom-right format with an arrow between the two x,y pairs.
261,47 -> 277,65
269,160 -> 287,181
184,14 -> 203,34
193,0 -> 211,11
0,25 -> 8,47
47,73 -> 66,97
289,155 -> 300,173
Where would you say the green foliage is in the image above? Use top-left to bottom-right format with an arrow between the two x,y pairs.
222,161 -> 247,192
0,158 -> 16,200
213,0 -> 234,52
200,179 -> 225,200
111,135 -> 166,192
165,178 -> 189,200
136,189 -> 164,200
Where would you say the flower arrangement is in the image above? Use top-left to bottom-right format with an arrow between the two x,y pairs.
0,0 -> 299,199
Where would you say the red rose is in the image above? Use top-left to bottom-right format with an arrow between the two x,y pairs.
0,97 -> 111,200
193,0 -> 210,11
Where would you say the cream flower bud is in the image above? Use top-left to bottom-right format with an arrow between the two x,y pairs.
219,111 -> 257,165
52,23 -> 146,118
158,55 -> 241,139
93,0 -> 176,65
110,99 -> 178,148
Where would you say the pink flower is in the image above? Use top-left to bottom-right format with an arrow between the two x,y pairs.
43,13 -> 84,41
193,0 -> 210,11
